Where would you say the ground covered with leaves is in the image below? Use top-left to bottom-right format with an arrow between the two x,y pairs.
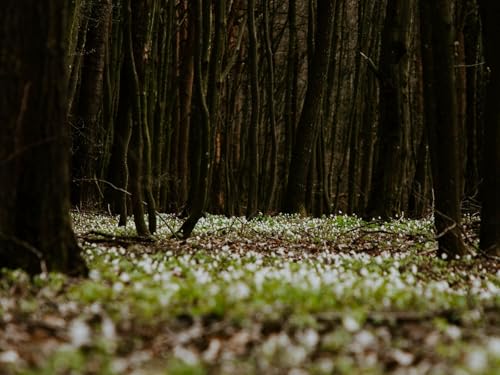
1,213 -> 499,374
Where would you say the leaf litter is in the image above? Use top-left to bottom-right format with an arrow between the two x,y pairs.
0,212 -> 499,374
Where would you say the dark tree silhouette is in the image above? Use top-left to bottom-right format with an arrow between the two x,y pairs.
420,0 -> 467,258
478,0 -> 500,256
0,0 -> 88,276
285,0 -> 336,214
177,0 -> 211,238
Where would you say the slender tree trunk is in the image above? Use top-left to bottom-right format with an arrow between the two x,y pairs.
246,0 -> 261,218
124,0 -> 149,236
284,0 -> 336,214
284,0 -> 299,192
207,0 -> 226,213
0,0 -> 88,276
420,0 -> 467,258
178,0 -> 211,238
369,0 -> 414,219
263,0 -> 278,212
177,1 -> 195,208
71,0 -> 113,208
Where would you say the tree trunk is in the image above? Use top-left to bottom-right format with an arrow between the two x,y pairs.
369,0 -> 414,219
262,0 -> 278,212
284,0 -> 336,214
177,0 -> 211,238
477,0 -> 500,256
246,0 -> 261,218
71,0 -> 112,208
420,0 -> 467,258
284,0 -> 299,195
0,0 -> 88,276
177,1 -> 195,208
124,0 -> 149,236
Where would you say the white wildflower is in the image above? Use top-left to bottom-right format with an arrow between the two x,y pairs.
391,349 -> 414,366
173,345 -> 199,366
466,349 -> 487,373
112,282 -> 124,293
445,325 -> 461,340
228,282 -> 251,300
296,329 -> 319,350
353,330 -> 376,350
102,317 -> 116,341
488,338 -> 500,357
69,319 -> 91,347
0,350 -> 19,363
343,316 -> 360,332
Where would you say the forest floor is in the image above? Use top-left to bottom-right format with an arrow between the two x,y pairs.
0,213 -> 499,374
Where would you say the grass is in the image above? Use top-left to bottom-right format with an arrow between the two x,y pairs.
0,213 -> 499,374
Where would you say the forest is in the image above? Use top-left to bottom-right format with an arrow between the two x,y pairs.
0,0 -> 499,374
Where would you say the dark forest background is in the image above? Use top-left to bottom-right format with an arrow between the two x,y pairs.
1,0 -> 499,275
66,0 -> 497,240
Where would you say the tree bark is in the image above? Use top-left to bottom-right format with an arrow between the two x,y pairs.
284,0 -> 336,214
246,0 -> 261,218
420,0 -> 467,258
178,0 -> 211,238
0,0 -> 88,276
124,0 -> 149,236
71,0 -> 112,208
369,0 -> 414,219
477,0 -> 500,256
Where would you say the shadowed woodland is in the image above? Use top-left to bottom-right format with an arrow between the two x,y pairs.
1,0 -> 499,273
1,1 -> 500,373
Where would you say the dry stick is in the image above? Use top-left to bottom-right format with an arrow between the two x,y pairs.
155,212 -> 181,239
74,177 -> 132,196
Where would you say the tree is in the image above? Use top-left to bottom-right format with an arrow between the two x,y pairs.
0,0 -> 88,276
419,0 -> 467,258
368,0 -> 415,219
284,0 -> 336,214
177,0 -> 211,238
477,0 -> 500,256
71,0 -> 112,208
246,0 -> 261,218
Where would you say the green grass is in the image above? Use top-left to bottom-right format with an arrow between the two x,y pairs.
0,213 -> 498,374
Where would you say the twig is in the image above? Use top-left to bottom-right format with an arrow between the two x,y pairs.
156,212 -> 181,239
359,51 -> 382,80
73,178 -> 132,196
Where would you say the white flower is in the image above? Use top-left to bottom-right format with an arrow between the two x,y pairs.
102,317 -> 116,340
112,282 -> 124,293
228,282 -> 251,300
0,350 -> 19,363
353,330 -> 376,350
411,264 -> 418,274
202,339 -> 222,362
69,319 -> 91,347
391,349 -> 414,366
343,316 -> 360,332
466,349 -> 488,373
488,338 -> 500,357
445,325 -> 461,340
296,329 -> 319,350
173,345 -> 199,366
